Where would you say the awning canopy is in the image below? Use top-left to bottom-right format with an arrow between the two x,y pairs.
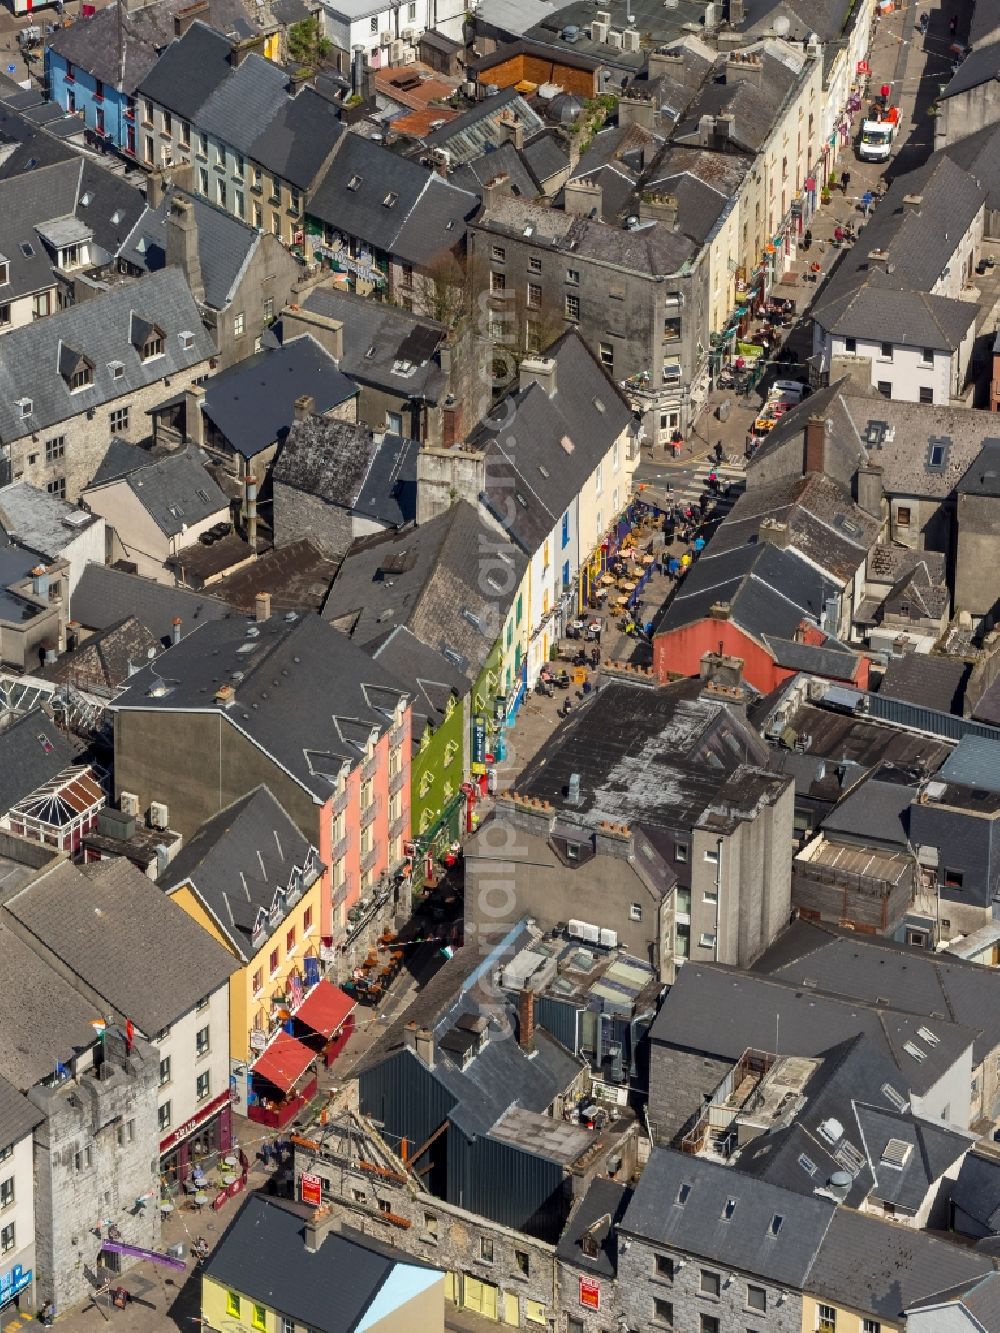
252,1031 -> 315,1094
296,979 -> 355,1041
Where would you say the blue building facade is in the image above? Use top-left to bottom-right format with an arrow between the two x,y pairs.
45,47 -> 138,157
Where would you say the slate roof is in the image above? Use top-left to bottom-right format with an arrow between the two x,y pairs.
93,445 -> 227,537
673,43 -> 806,153
322,500 -> 525,680
516,675 -> 781,835
113,612 -> 409,801
820,774 -> 916,848
938,734 -> 1000,792
940,119 -> 1000,212
451,139 -> 542,200
0,1071 -> 43,1151
807,1209 -> 994,1322
299,286 -> 446,401
199,336 -> 358,458
420,88 -> 543,162
274,417 -> 417,528
754,919 -> 1000,1067
164,786 -> 319,960
368,625 -> 467,745
879,654 -> 968,715
308,137 -> 478,266
941,38 -> 1000,98
70,563 -> 229,643
4,858 -> 237,1035
958,437 -> 1000,495
556,1178 -> 632,1279
205,1194 -> 432,1333
47,616 -> 161,691
0,920 -> 105,1091
0,482 -> 99,559
813,283 -> 977,351
467,328 -> 633,556
645,145 -> 752,245
0,709 -> 78,817
621,1148 -> 835,1287
0,268 -> 213,444
197,52 -> 289,158
120,185 -> 261,312
650,961 -> 976,1098
136,21 -> 234,121
250,88 -> 343,190
951,1147 -> 1000,1233
521,129 -> 569,184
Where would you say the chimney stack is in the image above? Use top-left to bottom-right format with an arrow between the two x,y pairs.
245,475 -> 258,553
172,617 -> 182,645
758,517 -> 790,548
282,308 -> 344,362
639,191 -> 678,230
146,169 -> 167,210
563,178 -> 603,218
518,356 -> 556,398
414,1027 -> 434,1068
184,383 -> 205,447
255,590 -> 271,623
403,1021 -> 418,1051
503,119 -> 525,151
518,984 -> 536,1054
855,463 -> 883,519
804,415 -> 828,475
165,197 -> 204,305
31,565 -> 49,600
294,394 -> 315,422
174,0 -> 209,36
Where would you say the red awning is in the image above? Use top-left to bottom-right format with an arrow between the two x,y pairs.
253,1031 -> 315,1094
296,979 -> 356,1040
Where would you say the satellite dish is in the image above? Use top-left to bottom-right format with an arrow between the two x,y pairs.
773,14 -> 790,35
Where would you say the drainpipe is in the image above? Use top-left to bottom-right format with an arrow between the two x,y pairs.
714,835 -> 723,963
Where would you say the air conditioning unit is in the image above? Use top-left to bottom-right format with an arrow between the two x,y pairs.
599,928 -> 619,949
402,46 -> 417,62
606,29 -> 624,48
120,791 -> 140,817
149,800 -> 170,830
380,30 -> 392,45
595,8 -> 610,21
402,26 -> 416,39
390,39 -> 404,62
568,919 -> 586,939
590,20 -> 608,41
622,26 -> 640,51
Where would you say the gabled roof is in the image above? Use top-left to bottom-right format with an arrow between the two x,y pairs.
4,858 -> 238,1035
137,21 -> 234,120
69,563 -> 229,643
165,785 -> 320,960
367,625 -> 468,744
47,615 -> 160,691
941,37 -> 1000,98
250,88 -> 344,190
556,1177 -> 632,1279
199,336 -> 358,458
0,481 -> 99,559
813,281 -> 977,351
820,774 -> 915,848
0,268 -> 213,444
196,51 -> 289,158
273,417 -> 417,528
86,444 -> 227,537
420,88 -> 543,162
951,1146 -> 1000,1233
322,499 -> 525,679
622,1147 -> 835,1287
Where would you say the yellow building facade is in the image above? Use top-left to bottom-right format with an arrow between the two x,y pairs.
801,1292 -> 898,1333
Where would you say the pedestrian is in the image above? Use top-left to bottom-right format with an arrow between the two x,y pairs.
840,170 -> 851,196
862,189 -> 874,220
714,439 -> 724,463
949,13 -> 958,36
834,225 -> 845,245
803,228 -> 812,251
41,1303 -> 55,1327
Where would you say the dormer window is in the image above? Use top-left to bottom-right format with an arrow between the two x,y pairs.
142,331 -> 163,361
59,343 -> 93,391
131,313 -> 165,362
0,257 -> 8,286
16,397 -> 32,419
71,364 -> 93,390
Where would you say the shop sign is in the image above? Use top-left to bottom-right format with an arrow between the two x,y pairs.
250,1028 -> 268,1053
0,1267 -> 31,1306
579,1277 -> 601,1310
319,944 -> 337,963
471,715 -> 487,775
301,1173 -> 322,1206
158,1090 -> 231,1154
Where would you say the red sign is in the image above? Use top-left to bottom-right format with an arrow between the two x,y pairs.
158,1089 -> 231,1154
579,1277 -> 601,1311
301,1173 -> 322,1206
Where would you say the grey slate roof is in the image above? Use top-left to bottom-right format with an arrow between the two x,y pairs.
69,563 -> 229,643
47,615 -> 161,691
274,417 -> 417,527
813,282 -> 977,351
250,88 -> 344,190
164,786 -> 319,960
322,499 -> 525,680
958,438 -> 1000,495
621,1148 -> 835,1288
0,268 -> 213,445
0,482 -> 99,559
136,21 -> 234,121
807,1209 -> 994,1322
556,1177 -> 631,1279
942,38 -> 1000,98
0,920 -> 105,1091
0,1071 -> 43,1151
205,1195 -> 425,1333
451,140 -> 542,201
113,612 -> 409,801
120,185 -> 261,312
110,445 -> 229,537
420,88 -> 543,162
938,734 -> 1000,792
367,625 -> 467,745
0,709 -> 78,817
196,52 -> 289,158
951,1147 -> 1000,1233
820,775 -> 916,848
4,858 -> 237,1036
879,654 -> 968,715
299,286 -> 446,401
199,335 -> 357,458
650,961 -> 976,1098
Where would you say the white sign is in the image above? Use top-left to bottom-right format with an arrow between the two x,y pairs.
249,1028 -> 267,1053
319,944 -> 337,963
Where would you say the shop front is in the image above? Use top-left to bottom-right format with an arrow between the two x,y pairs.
247,1030 -> 318,1130
0,1263 -> 32,1330
159,1089 -> 233,1185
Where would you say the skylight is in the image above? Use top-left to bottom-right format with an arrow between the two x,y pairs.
347,175 -> 362,191
383,191 -> 398,207
675,1183 -> 691,1206
769,1215 -> 783,1237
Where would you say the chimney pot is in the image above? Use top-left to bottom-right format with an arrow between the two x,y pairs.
255,591 -> 271,623
294,394 -> 315,422
518,984 -> 536,1054
171,617 -> 182,645
414,1027 -> 434,1068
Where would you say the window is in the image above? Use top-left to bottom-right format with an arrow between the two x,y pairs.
158,1056 -> 171,1087
109,406 -> 130,434
944,868 -> 964,888
491,244 -> 505,260
141,331 -> 163,361
567,1320 -> 584,1333
251,1304 -> 266,1331
880,342 -> 893,359
196,1071 -> 211,1101
263,296 -> 275,321
0,1224 -> 13,1255
303,905 -> 313,934
0,304 -> 9,327
45,436 -> 65,463
95,106 -> 105,135
527,281 -> 541,309
525,1302 -> 546,1326
818,1305 -> 837,1332
919,386 -> 933,404
235,191 -> 245,220
424,1212 -> 438,1239
158,1101 -> 171,1131
655,1255 -> 674,1279
699,932 -> 717,949
269,948 -> 279,975
286,926 -> 296,953
199,166 -> 209,195
0,1147 -> 11,1165
370,14 -> 378,30
863,1322 -> 880,1333
253,202 -> 262,229
217,179 -> 227,211
877,380 -> 892,399
746,1285 -> 766,1313
234,311 -> 245,337
289,190 -> 300,214
514,1249 -> 529,1276
226,1292 -> 241,1318
599,341 -> 614,370
71,364 -> 93,390
67,88 -> 76,113
490,270 -> 506,294
480,1236 -> 494,1262
195,1026 -> 210,1057
179,120 -> 190,147
528,255 -> 542,273
699,1318 -> 719,1333
653,1299 -> 672,1325
252,968 -> 263,994
844,337 -> 857,353
281,1319 -> 294,1333
921,347 -> 934,365
700,1270 -> 721,1298
630,902 -> 643,922
407,0 -> 416,15
0,1178 -> 13,1210
704,847 -> 719,864
31,290 -> 51,320
595,461 -> 602,494
896,506 -> 911,527
47,478 -> 66,500
566,268 -> 580,284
